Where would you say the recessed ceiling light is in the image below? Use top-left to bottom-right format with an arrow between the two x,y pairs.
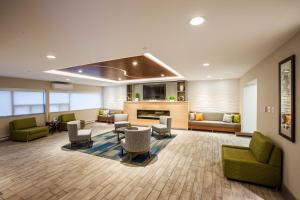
203,63 -> 210,67
66,78 -> 70,81
207,75 -> 212,79
190,17 -> 205,26
132,61 -> 138,66
161,74 -> 165,77
46,54 -> 56,59
118,77 -> 122,81
78,69 -> 83,73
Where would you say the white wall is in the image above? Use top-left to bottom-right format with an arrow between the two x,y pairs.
188,79 -> 240,112
242,82 -> 257,132
240,31 -> 300,199
103,85 -> 127,110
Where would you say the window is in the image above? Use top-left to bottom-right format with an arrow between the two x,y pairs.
0,89 -> 45,117
49,91 -> 101,112
0,91 -> 12,116
70,93 -> 101,110
13,91 -> 45,115
49,92 -> 70,112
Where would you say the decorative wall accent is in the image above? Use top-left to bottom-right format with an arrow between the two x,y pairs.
188,79 -> 240,112
279,55 -> 295,142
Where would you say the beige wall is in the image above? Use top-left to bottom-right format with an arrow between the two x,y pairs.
0,76 -> 102,139
240,31 -> 300,199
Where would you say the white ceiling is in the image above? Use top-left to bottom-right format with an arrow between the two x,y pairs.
0,0 -> 300,86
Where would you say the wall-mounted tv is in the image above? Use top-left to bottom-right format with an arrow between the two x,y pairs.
143,84 -> 166,100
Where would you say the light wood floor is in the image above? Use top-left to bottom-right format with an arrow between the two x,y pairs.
0,123 -> 284,200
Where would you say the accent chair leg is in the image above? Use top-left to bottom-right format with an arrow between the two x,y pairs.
148,151 -> 151,159
121,147 -> 124,156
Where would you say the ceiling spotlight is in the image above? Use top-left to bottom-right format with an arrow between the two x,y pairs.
190,17 -> 205,26
66,78 -> 70,81
118,77 -> 122,81
78,69 -> 83,73
132,61 -> 138,66
203,63 -> 210,67
161,74 -> 165,77
207,75 -> 212,79
46,54 -> 56,59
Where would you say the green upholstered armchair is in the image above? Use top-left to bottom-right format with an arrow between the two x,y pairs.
9,117 -> 49,142
58,113 -> 85,131
222,131 -> 282,188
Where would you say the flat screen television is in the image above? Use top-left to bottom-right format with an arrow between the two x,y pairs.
143,84 -> 166,100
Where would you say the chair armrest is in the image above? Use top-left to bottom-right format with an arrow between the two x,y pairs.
222,144 -> 249,150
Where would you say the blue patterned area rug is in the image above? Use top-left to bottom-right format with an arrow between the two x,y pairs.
62,131 -> 176,166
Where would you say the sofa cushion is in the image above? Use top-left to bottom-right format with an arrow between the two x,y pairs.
233,114 -> 241,123
26,126 -> 49,135
250,132 -> 274,163
222,145 -> 256,163
203,113 -> 224,121
189,112 -> 195,120
61,113 -> 76,122
195,113 -> 204,121
223,114 -> 233,123
189,120 -> 241,128
13,118 -> 37,130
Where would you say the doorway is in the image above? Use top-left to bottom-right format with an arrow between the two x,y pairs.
242,80 -> 257,133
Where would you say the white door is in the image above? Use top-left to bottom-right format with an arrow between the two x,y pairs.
242,82 -> 257,133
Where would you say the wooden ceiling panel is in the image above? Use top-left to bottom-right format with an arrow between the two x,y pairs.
59,55 -> 176,81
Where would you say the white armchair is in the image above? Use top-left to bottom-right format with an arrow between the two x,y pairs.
67,121 -> 92,148
121,127 -> 151,161
152,116 -> 172,138
114,114 -> 130,131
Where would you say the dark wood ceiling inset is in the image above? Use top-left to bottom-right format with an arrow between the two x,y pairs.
59,55 -> 177,81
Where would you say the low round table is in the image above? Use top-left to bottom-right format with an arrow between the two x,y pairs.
115,126 -> 138,142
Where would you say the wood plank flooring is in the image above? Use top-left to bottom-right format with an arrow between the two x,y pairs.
0,123 -> 284,200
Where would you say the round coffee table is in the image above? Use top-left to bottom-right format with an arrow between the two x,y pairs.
115,126 -> 138,142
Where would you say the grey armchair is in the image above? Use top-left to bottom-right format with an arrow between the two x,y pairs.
152,116 -> 172,138
67,121 -> 92,148
121,127 -> 151,161
114,114 -> 130,131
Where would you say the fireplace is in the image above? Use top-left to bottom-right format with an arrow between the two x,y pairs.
137,109 -> 170,120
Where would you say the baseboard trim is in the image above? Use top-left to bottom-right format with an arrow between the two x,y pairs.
281,184 -> 297,200
0,136 -> 9,142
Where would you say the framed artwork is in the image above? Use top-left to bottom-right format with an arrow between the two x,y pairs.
279,55 -> 295,142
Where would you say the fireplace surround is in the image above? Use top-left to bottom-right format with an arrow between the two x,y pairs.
137,109 -> 170,120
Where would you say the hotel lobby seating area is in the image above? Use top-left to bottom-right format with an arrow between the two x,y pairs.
0,1 -> 299,199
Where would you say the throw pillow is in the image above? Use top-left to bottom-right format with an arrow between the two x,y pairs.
233,114 -> 240,123
195,113 -> 204,121
99,109 -> 104,115
223,114 -> 233,123
189,112 -> 195,120
103,109 -> 109,115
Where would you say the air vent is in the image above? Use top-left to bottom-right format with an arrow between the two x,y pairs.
51,82 -> 74,90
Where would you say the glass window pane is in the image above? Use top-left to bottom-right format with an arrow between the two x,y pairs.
59,104 -> 69,112
49,92 -> 69,104
50,105 -> 59,112
31,105 -> 44,114
14,91 -> 44,105
14,106 -> 30,115
70,93 -> 101,110
0,91 -> 12,116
